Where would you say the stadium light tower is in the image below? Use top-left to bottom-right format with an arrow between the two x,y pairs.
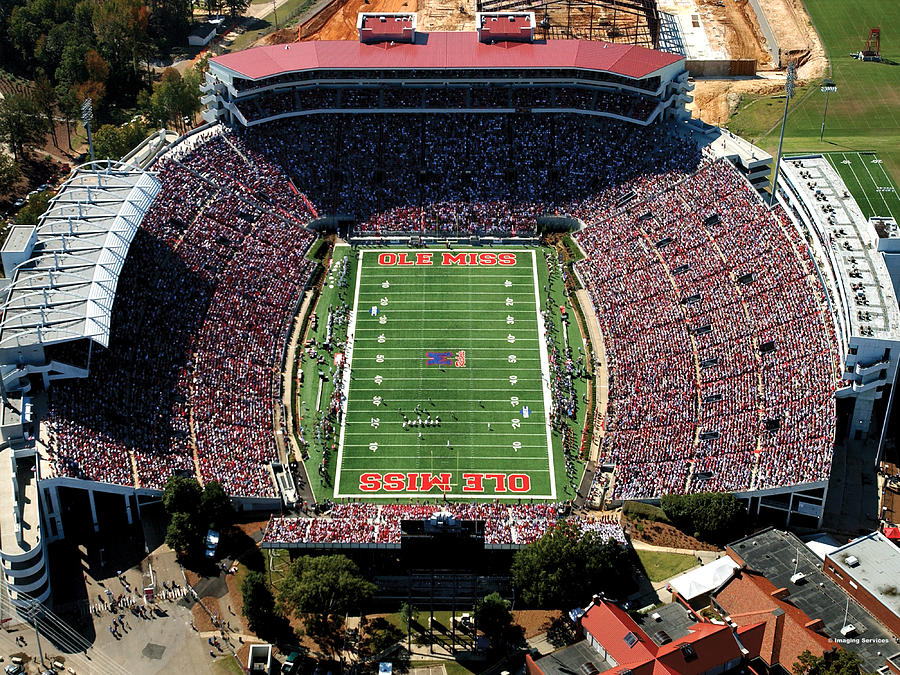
819,78 -> 837,142
81,98 -> 95,163
769,61 -> 796,206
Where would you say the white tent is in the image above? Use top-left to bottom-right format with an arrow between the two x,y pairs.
668,557 -> 739,601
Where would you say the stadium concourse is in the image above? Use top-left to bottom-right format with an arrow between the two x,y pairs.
35,110 -> 842,525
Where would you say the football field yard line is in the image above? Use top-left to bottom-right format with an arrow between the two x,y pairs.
532,249 -> 557,500
869,155 -> 900,221
333,250 -> 364,499
335,247 -> 557,500
859,152 -> 896,219
841,152 -> 877,217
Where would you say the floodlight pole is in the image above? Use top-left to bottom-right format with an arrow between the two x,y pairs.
769,62 -> 796,207
819,79 -> 837,142
81,98 -> 95,163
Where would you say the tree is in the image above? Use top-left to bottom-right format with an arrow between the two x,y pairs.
242,570 -> 276,634
93,120 -> 149,160
201,481 -> 235,531
16,191 -> 53,225
162,475 -> 203,516
511,521 -> 634,608
223,0 -> 250,19
146,67 -> 201,132
33,75 -> 58,148
0,94 -> 46,161
475,592 -> 514,650
278,555 -> 377,655
0,154 -> 21,197
56,86 -> 81,151
659,492 -> 746,545
792,649 -> 863,675
165,511 -> 201,558
93,0 -> 150,78
357,616 -> 403,663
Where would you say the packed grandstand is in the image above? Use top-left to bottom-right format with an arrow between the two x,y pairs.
41,111 -> 841,509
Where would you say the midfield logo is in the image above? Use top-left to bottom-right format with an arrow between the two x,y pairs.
426,351 -> 452,366
426,351 -> 467,367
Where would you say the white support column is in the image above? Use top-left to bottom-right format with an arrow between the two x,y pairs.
124,493 -> 133,526
88,489 -> 99,532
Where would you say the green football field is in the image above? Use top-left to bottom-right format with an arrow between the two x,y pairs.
823,151 -> 900,221
333,248 -> 557,499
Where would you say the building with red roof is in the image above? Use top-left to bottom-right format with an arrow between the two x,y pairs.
527,600 -> 745,675
201,18 -> 691,127
711,568 -> 836,671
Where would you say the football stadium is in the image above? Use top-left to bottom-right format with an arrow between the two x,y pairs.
0,10 -> 898,608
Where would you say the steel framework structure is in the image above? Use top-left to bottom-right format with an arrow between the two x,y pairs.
475,0 -> 660,50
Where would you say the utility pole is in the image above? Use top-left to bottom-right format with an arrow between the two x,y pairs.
28,602 -> 45,666
769,61 -> 796,206
819,78 -> 837,142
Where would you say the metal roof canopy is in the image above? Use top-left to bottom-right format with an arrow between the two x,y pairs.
0,160 -> 161,352
210,32 -> 683,82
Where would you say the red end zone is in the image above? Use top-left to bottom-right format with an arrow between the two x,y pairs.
359,472 -> 531,493
377,252 -> 517,266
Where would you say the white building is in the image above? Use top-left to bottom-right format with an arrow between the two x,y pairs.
779,155 -> 900,461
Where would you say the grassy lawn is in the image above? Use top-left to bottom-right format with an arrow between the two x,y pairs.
211,655 -> 246,675
227,0 -> 318,52
635,549 -> 697,582
725,0 -> 900,185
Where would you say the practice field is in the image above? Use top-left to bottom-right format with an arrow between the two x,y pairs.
334,248 -> 556,499
823,151 -> 900,221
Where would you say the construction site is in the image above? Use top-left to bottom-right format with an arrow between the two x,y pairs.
270,0 -> 827,126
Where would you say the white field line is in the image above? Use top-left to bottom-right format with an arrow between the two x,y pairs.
333,250 -> 364,499
532,249 -> 557,500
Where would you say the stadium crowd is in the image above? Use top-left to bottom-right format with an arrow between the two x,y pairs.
262,504 -> 626,546
574,160 -> 840,499
42,109 -> 839,506
46,131 -> 318,496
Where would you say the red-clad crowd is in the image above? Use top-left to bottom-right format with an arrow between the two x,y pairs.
262,504 -> 625,546
46,132 -> 318,496
574,160 -> 841,500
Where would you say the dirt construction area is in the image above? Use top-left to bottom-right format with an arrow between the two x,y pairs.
289,0 -> 826,126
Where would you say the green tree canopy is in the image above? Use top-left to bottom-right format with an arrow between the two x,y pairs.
162,475 -> 203,516
92,120 -> 148,160
475,592 -> 514,650
278,555 -> 377,655
201,480 -> 235,532
241,570 -> 276,634
165,511 -> 201,558
0,93 -> 46,161
792,649 -> 863,675
659,492 -> 746,545
511,520 -> 634,608
0,153 -> 22,198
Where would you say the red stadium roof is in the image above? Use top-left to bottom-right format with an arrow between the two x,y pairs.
212,32 -> 682,81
